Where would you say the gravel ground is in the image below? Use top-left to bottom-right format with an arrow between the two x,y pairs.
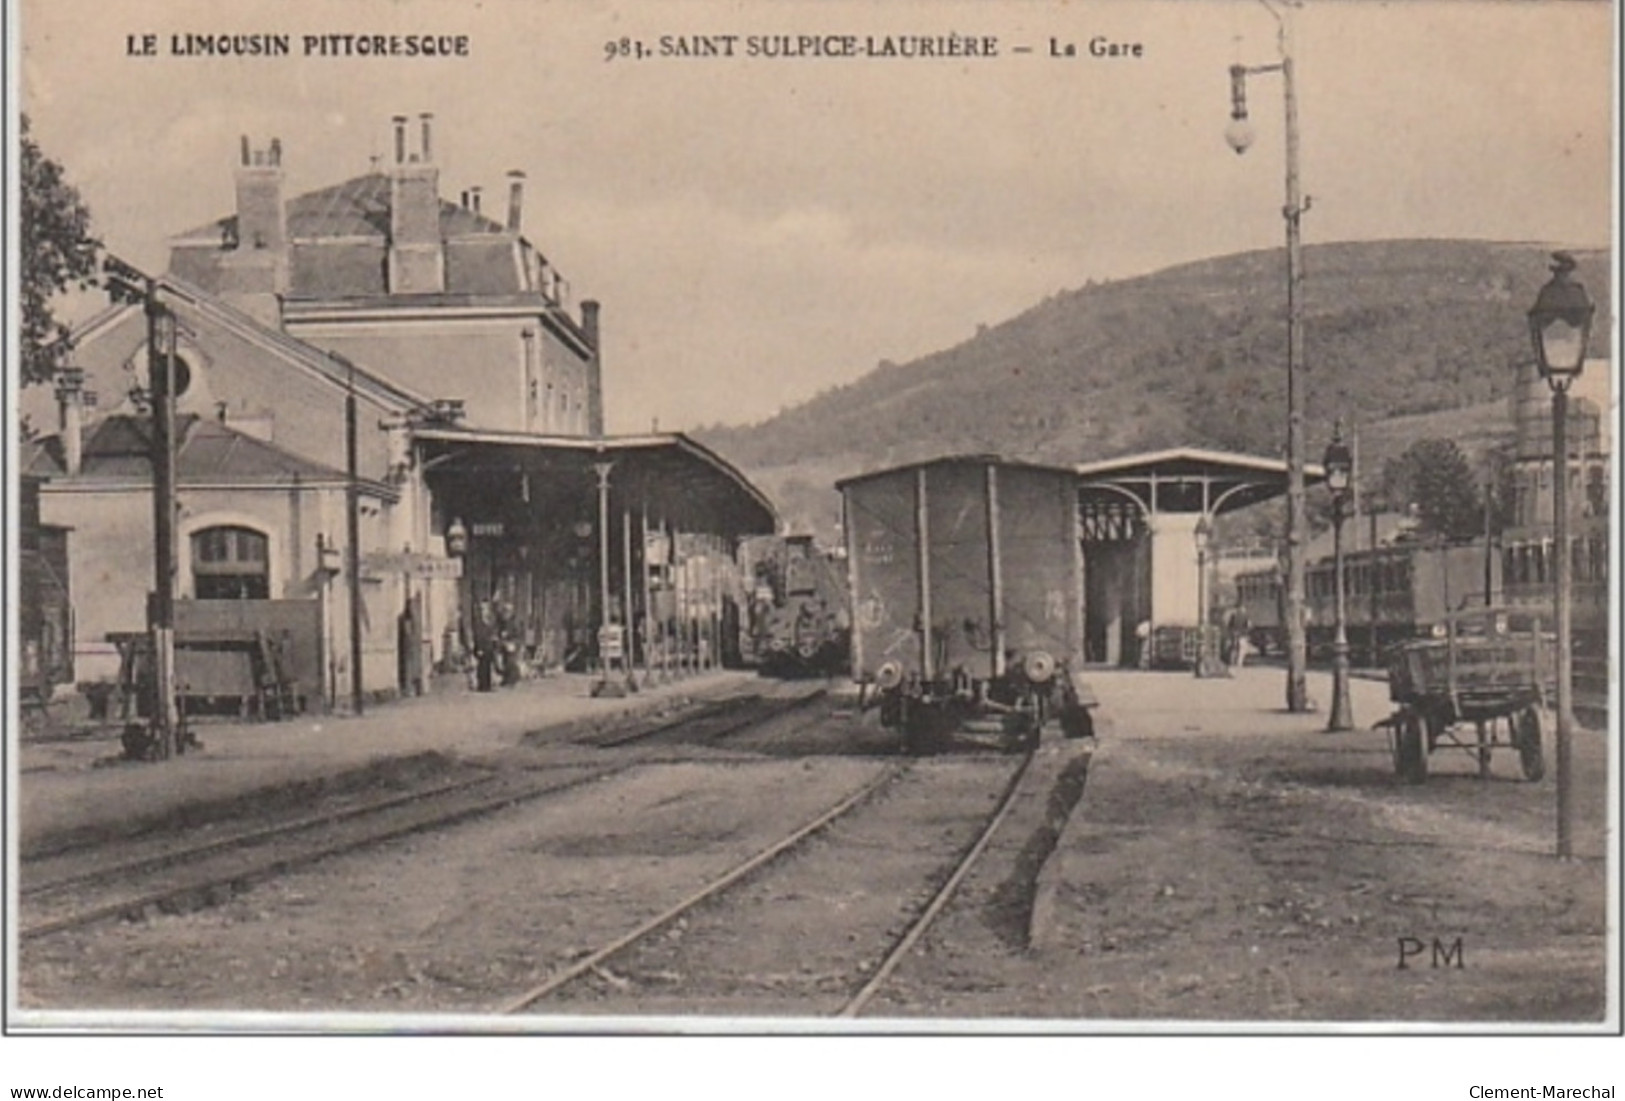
19,751 -> 891,1015
16,669 -> 1610,1028
529,754 -> 1032,1018
870,670 -> 1610,1024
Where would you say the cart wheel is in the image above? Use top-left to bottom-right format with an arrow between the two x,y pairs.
1513,707 -> 1545,783
1395,712 -> 1428,785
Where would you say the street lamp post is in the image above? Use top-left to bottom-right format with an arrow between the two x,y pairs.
1527,251 -> 1594,860
1227,0 -> 1311,713
1323,425 -> 1354,731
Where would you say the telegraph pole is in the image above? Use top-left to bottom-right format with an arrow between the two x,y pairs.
149,282 -> 179,757
343,355 -> 365,715
103,256 -> 179,758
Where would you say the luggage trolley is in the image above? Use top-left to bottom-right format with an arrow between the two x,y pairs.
1379,606 -> 1555,784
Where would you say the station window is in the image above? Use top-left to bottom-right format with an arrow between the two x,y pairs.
192,525 -> 270,599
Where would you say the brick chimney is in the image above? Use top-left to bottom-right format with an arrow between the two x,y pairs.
54,368 -> 87,476
506,170 -> 526,233
388,112 -> 445,294
581,299 -> 604,437
220,135 -> 289,327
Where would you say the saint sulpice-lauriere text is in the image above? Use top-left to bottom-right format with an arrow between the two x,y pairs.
656,34 -> 1000,59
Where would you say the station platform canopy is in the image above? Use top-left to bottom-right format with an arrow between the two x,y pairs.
1074,447 -> 1326,517
413,426 -> 777,541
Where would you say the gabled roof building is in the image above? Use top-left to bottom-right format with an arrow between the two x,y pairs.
167,115 -> 602,436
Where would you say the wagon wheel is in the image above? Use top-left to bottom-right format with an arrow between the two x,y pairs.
1394,711 -> 1428,785
1512,706 -> 1545,783
1475,720 -> 1492,779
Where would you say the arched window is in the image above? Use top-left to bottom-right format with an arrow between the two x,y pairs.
192,525 -> 269,599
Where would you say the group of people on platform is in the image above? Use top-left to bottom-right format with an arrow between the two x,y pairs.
465,599 -> 524,693
1133,606 -> 1251,673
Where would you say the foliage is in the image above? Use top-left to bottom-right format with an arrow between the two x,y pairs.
1381,438 -> 1488,543
699,240 -> 1610,491
19,114 -> 100,385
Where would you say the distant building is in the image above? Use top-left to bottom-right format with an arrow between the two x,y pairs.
1500,354 -> 1610,661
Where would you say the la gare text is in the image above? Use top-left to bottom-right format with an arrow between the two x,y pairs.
602,34 -> 1146,61
126,33 -> 471,58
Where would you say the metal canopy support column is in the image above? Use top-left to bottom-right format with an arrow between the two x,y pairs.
622,505 -> 637,692
1070,477 -> 1086,669
662,519 -> 675,681
641,502 -> 657,686
710,535 -> 722,671
674,527 -> 688,677
591,460 -> 626,697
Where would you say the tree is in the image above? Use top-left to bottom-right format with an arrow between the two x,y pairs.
1381,438 -> 1486,543
20,114 -> 100,385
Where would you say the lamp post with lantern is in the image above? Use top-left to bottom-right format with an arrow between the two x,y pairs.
1226,0 -> 1311,713
1323,424 -> 1354,732
1527,251 -> 1594,860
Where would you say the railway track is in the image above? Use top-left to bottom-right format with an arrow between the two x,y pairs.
497,747 -> 1036,1018
582,687 -> 828,748
20,691 -> 829,942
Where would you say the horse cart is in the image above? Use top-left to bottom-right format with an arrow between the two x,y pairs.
1381,606 -> 1554,784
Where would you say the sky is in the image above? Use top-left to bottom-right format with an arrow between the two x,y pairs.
15,0 -> 1617,436
3,0 -> 1621,1084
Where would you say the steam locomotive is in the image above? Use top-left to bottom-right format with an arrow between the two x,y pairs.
740,534 -> 851,677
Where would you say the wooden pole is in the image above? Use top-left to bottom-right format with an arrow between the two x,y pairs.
346,360 -> 364,715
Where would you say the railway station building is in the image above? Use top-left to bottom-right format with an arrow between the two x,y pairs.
23,114 -> 776,711
1073,448 -> 1325,667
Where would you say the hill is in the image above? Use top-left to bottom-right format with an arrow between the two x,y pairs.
695,239 -> 1610,537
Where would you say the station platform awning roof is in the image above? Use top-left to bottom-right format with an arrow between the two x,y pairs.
413,426 -> 777,540
1074,447 -> 1326,516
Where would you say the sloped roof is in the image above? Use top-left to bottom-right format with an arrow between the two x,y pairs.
412,426 -> 777,540
175,173 -> 510,243
1074,447 -> 1328,481
26,414 -> 365,488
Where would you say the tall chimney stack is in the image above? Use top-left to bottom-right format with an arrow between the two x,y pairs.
506,170 -> 526,233
223,135 -> 289,326
388,111 -> 445,293
469,186 -> 482,215
55,368 -> 86,476
581,300 -> 604,437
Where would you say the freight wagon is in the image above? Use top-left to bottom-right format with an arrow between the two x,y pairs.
838,455 -> 1093,754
